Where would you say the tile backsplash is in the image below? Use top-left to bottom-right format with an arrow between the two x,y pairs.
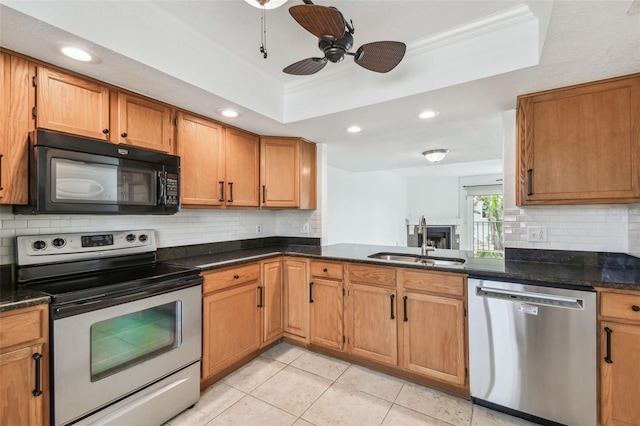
630,204 -> 640,257
0,205 -> 321,265
504,204 -> 629,253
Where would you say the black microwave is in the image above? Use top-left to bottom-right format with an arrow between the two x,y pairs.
15,130 -> 180,215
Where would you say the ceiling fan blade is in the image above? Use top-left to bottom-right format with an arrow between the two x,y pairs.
283,57 -> 328,75
354,41 -> 407,73
289,5 -> 345,39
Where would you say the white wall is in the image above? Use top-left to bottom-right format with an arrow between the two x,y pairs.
0,206 -> 321,265
327,166 -> 407,246
406,176 -> 459,223
502,110 -> 630,253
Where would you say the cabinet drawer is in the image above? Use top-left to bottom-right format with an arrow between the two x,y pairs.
310,261 -> 343,280
347,264 -> 396,287
401,270 -> 465,297
0,305 -> 47,350
601,292 -> 640,322
203,263 -> 260,294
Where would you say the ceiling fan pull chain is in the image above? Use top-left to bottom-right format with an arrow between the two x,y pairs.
260,6 -> 268,59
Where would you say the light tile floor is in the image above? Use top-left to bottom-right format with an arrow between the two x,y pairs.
165,342 -> 538,426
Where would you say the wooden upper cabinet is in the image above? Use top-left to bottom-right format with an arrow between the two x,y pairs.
111,92 -> 173,153
0,53 -> 33,205
177,112 -> 224,206
225,127 -> 259,207
260,137 -> 317,209
517,73 -> 640,205
36,66 -> 110,140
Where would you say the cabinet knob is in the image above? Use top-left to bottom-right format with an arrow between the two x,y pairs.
632,305 -> 640,312
323,268 -> 328,273
121,132 -> 128,138
233,275 -> 240,279
102,129 -> 109,134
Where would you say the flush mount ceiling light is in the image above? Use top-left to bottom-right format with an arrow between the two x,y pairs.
244,0 -> 288,9
220,109 -> 240,118
423,149 -> 449,163
347,125 -> 362,133
61,46 -> 93,62
419,110 -> 440,119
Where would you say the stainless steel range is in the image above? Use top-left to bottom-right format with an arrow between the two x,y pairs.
16,230 -> 203,426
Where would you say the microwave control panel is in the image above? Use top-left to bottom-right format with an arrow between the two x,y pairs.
165,173 -> 179,206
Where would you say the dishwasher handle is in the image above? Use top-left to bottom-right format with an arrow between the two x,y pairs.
475,286 -> 584,310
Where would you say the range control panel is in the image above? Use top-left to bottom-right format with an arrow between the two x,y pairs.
16,230 -> 157,266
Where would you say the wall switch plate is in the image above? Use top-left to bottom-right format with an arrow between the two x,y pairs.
300,223 -> 310,234
528,227 -> 548,242
256,224 -> 262,234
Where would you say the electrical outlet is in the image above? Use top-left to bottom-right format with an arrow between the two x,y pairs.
300,223 -> 310,234
256,224 -> 262,234
528,227 -> 548,242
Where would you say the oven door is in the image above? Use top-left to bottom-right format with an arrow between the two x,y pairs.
51,284 -> 201,426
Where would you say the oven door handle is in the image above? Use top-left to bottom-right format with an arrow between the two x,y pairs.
52,276 -> 203,319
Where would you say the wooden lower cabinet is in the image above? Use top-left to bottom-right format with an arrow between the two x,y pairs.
0,304 -> 48,426
309,276 -> 344,350
261,260 -> 284,346
283,259 -> 309,339
599,289 -> 640,426
201,268 -> 261,381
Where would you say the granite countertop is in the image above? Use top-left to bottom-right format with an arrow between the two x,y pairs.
167,243 -> 640,291
0,266 -> 50,313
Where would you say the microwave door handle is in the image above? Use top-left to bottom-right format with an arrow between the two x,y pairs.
157,171 -> 166,206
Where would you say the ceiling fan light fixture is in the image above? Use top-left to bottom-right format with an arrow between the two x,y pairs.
419,110 -> 440,119
244,0 -> 288,9
423,149 -> 449,163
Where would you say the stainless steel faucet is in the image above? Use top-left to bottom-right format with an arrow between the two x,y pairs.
418,215 -> 435,256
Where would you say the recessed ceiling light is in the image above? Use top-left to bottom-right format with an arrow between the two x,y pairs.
419,110 -> 440,119
221,109 -> 239,118
347,126 -> 362,133
61,46 -> 92,62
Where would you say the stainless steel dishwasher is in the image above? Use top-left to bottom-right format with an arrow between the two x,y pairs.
468,278 -> 596,426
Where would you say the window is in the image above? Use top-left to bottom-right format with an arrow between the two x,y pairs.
464,184 -> 504,257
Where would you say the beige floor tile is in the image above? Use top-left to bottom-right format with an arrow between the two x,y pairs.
336,364 -> 405,402
292,419 -> 315,426
222,357 -> 286,393
301,382 -> 392,426
381,404 -> 455,426
251,365 -> 333,416
471,405 -> 538,426
290,351 -> 350,381
195,382 -> 245,420
165,406 -> 212,426
261,342 -> 307,364
208,395 -> 297,426
395,382 -> 472,426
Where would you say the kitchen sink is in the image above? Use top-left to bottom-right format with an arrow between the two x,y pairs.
367,252 -> 465,266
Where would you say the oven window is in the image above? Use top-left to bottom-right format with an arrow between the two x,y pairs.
90,302 -> 181,381
51,157 -> 156,205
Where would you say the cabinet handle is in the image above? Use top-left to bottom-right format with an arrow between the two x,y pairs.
604,326 -> 613,364
0,153 -> 3,191
32,353 -> 43,397
121,132 -> 128,138
219,181 -> 225,202
102,129 -> 109,134
527,169 -> 533,196
390,294 -> 395,320
403,296 -> 408,322
257,286 -> 264,308
262,185 -> 266,204
309,281 -> 314,303
228,182 -> 234,203
632,305 -> 640,312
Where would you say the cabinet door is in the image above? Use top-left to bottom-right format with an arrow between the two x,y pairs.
0,344 -> 45,426
177,112 -> 224,206
347,283 -> 397,366
600,321 -> 640,426
0,54 -> 33,205
225,128 -> 259,207
113,93 -> 173,153
202,282 -> 261,379
36,67 -> 110,140
517,75 -> 640,205
309,278 -> 343,350
262,260 -> 284,345
260,138 -> 299,208
284,259 -> 308,338
401,292 -> 466,385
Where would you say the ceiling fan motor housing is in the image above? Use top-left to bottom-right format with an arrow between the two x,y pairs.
319,33 -> 352,63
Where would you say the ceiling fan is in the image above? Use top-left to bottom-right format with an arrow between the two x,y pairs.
283,0 -> 406,75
